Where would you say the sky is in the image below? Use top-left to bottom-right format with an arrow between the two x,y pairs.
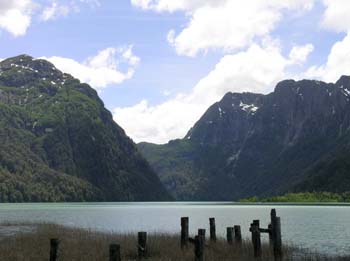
1,0 -> 350,144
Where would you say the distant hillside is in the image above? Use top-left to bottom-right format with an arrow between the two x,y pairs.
240,192 -> 350,203
0,54 -> 171,202
139,76 -> 350,200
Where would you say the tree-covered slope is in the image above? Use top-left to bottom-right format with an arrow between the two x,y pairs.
0,54 -> 171,202
139,76 -> 350,200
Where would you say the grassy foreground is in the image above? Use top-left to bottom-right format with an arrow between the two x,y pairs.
0,223 -> 348,260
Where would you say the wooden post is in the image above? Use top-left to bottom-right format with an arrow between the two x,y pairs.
271,209 -> 277,221
109,244 -> 121,261
226,227 -> 234,244
181,217 -> 189,249
209,218 -> 216,242
198,229 -> 206,243
270,208 -> 277,238
270,209 -> 277,248
138,232 -> 147,259
194,235 -> 204,261
250,220 -> 261,258
234,225 -> 242,244
273,217 -> 282,261
49,238 -> 59,261
268,223 -> 273,247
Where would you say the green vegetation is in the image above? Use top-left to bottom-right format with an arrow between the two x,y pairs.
0,55 -> 170,202
239,192 -> 350,203
0,223 -> 347,260
138,140 -> 202,200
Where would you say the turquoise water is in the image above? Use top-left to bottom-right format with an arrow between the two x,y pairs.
0,202 -> 349,256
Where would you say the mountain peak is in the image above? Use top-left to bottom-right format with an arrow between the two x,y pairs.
0,54 -> 171,202
139,75 -> 350,200
1,54 -> 58,74
336,75 -> 350,88
0,54 -> 73,88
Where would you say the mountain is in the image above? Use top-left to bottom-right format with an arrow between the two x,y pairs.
139,76 -> 350,200
0,54 -> 171,202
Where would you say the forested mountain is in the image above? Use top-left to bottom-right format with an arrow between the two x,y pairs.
139,76 -> 350,200
0,54 -> 171,202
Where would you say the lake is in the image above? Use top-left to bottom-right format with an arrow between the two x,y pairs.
0,202 -> 349,256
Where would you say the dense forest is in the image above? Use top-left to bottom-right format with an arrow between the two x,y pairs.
239,192 -> 350,203
139,76 -> 350,201
0,55 -> 171,202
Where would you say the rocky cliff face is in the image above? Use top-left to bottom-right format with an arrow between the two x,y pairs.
0,54 -> 171,202
139,76 -> 350,200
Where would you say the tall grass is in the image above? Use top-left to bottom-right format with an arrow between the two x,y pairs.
0,224 -> 348,260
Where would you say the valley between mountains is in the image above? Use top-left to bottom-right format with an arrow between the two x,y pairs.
1,54 -> 350,202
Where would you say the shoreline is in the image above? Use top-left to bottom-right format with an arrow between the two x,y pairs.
0,223 -> 348,260
1,201 -> 350,206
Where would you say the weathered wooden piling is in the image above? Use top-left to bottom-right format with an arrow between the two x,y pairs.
273,217 -> 282,261
194,235 -> 205,261
226,227 -> 234,244
250,220 -> 262,258
109,244 -> 121,261
234,225 -> 242,244
138,232 -> 147,259
198,229 -> 206,243
49,238 -> 59,261
268,223 -> 273,247
209,218 -> 216,242
181,217 -> 189,249
271,208 -> 277,221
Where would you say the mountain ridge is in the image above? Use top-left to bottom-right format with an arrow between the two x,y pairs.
0,54 -> 171,202
139,75 -> 350,200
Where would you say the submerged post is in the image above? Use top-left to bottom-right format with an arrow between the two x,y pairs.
109,244 -> 121,261
250,220 -> 261,258
209,218 -> 216,242
226,227 -> 234,244
181,217 -> 189,249
138,232 -> 147,259
49,238 -> 59,261
234,225 -> 242,244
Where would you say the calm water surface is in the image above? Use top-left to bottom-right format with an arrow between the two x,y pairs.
0,202 -> 349,256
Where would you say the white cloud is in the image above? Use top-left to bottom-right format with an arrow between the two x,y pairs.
40,2 -> 70,21
44,46 -> 140,89
305,33 -> 350,82
130,0 -> 225,12
132,0 -> 314,57
0,0 -> 100,36
288,44 -> 314,65
39,0 -> 100,21
0,0 -> 34,36
322,0 -> 350,32
113,41 -> 309,144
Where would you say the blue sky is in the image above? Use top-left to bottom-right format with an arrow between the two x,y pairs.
1,0 -> 350,143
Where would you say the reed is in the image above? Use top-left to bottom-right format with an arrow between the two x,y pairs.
0,223 -> 348,261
